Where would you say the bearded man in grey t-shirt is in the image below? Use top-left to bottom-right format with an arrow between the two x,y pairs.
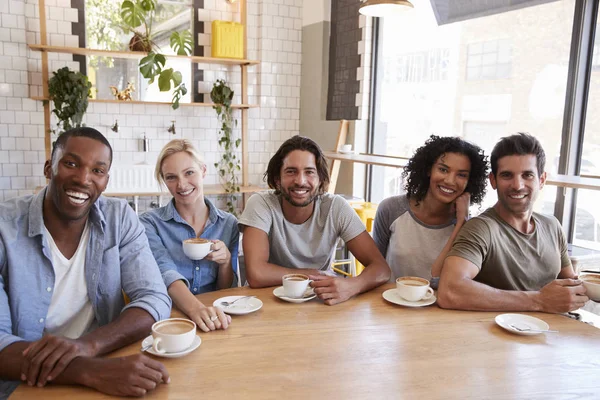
438,133 -> 589,313
239,136 -> 390,305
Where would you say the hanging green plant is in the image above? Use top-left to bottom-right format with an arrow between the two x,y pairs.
210,79 -> 240,215
46,67 -> 92,136
120,0 -> 193,109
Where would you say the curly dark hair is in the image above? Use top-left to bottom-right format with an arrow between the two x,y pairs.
402,135 -> 488,205
264,135 -> 330,194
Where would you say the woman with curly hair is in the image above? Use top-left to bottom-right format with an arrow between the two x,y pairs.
373,135 -> 488,289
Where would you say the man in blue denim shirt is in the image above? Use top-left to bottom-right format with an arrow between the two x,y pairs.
0,128 -> 172,399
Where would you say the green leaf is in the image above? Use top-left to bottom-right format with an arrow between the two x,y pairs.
172,71 -> 182,87
170,30 -> 193,56
120,0 -> 144,28
158,68 -> 173,91
139,52 -> 165,80
140,0 -> 157,12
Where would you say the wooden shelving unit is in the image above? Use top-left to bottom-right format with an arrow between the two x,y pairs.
30,0 -> 258,196
104,184 -> 267,198
30,96 -> 258,109
28,44 -> 260,66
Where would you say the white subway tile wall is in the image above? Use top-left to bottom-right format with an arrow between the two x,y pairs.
0,0 -> 302,210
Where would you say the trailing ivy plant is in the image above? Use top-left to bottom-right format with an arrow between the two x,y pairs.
46,67 -> 92,136
120,0 -> 193,109
210,80 -> 240,215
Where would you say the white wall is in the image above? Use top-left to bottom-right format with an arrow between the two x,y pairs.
0,0 -> 303,206
302,0 -> 330,26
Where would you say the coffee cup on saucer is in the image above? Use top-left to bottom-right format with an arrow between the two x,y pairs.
182,238 -> 213,260
396,276 -> 434,302
151,318 -> 196,354
282,274 -> 313,298
581,273 -> 600,301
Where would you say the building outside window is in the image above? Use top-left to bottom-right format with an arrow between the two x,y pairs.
369,0 -> 591,241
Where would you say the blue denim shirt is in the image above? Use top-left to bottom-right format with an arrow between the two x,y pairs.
0,189 -> 171,399
140,198 -> 239,294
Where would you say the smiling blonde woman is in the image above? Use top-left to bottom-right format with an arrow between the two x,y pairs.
140,139 -> 239,332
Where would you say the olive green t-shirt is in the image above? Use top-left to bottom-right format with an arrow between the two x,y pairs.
447,208 -> 571,291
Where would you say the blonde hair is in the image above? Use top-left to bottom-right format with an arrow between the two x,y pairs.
155,139 -> 205,187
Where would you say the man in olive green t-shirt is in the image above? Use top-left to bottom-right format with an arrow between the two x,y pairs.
438,133 -> 589,313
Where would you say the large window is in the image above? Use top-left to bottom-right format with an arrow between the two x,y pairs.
574,6 -> 600,250
85,0 -> 192,103
370,0 -> 576,218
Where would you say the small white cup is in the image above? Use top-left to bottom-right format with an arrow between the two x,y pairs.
151,318 -> 196,354
282,274 -> 313,298
182,238 -> 214,260
396,276 -> 434,302
340,144 -> 352,152
581,273 -> 600,301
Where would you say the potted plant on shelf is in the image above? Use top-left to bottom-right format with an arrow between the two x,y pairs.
120,0 -> 193,109
210,79 -> 240,215
46,67 -> 92,136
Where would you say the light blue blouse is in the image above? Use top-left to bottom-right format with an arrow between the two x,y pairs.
140,198 -> 239,294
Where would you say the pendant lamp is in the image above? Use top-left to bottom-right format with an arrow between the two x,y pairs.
359,0 -> 414,17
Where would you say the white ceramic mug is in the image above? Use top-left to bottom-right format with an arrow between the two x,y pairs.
151,318 -> 196,354
581,273 -> 600,301
182,238 -> 214,260
341,144 -> 352,152
396,276 -> 434,302
282,274 -> 313,298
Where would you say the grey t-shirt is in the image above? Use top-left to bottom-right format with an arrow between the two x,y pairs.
447,207 -> 571,291
238,192 -> 366,271
373,194 -> 455,281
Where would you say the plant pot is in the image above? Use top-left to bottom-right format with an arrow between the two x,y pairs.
129,32 -> 152,52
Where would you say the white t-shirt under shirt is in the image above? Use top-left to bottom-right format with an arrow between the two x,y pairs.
44,222 -> 97,339
238,192 -> 366,271
373,194 -> 455,281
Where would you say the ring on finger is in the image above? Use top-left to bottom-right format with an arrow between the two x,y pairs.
210,315 -> 218,322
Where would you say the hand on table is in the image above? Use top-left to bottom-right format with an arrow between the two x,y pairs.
21,335 -> 96,387
188,302 -> 231,332
205,240 -> 231,266
538,279 -> 589,313
84,354 -> 169,397
309,275 -> 357,305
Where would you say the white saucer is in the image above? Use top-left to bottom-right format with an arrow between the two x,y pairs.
338,150 -> 358,155
213,296 -> 263,315
141,335 -> 201,358
382,289 -> 436,307
495,313 -> 550,336
273,286 -> 317,303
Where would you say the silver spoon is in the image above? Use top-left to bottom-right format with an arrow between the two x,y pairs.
510,324 -> 558,333
220,295 -> 256,307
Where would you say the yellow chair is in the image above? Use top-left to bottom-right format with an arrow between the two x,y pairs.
351,202 -> 378,275
331,202 -> 378,277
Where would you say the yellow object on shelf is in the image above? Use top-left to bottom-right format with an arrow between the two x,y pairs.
212,21 -> 244,59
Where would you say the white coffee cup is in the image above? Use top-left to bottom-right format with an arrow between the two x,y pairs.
282,274 -> 313,298
581,273 -> 600,301
182,238 -> 214,260
396,276 -> 434,302
340,144 -> 352,152
151,318 -> 196,354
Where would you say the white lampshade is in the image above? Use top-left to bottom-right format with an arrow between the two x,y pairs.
359,0 -> 414,17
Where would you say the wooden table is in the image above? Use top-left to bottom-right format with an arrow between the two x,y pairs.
11,285 -> 600,399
